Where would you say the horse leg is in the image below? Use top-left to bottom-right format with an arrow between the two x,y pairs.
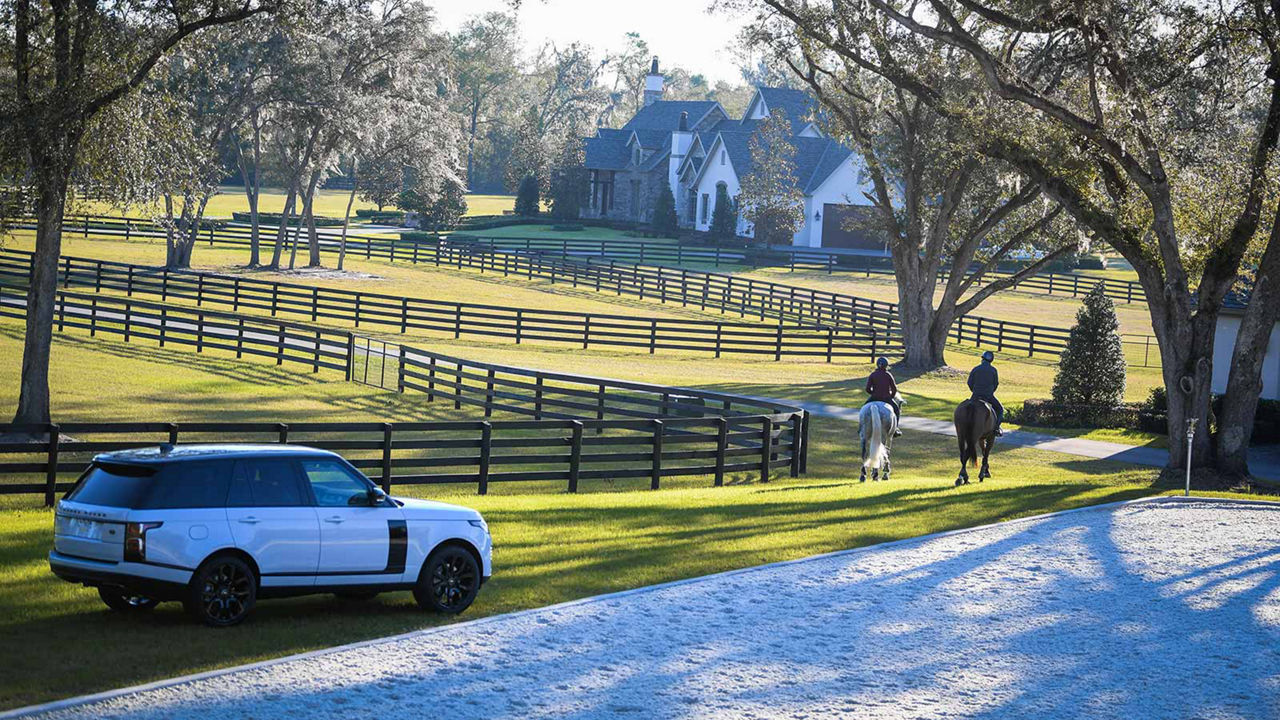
980,435 -> 993,480
860,437 -> 868,482
883,458 -> 891,482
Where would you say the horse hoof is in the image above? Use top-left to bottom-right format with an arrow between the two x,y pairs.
955,478 -> 964,487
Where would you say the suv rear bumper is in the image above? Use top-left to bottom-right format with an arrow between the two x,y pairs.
49,551 -> 191,601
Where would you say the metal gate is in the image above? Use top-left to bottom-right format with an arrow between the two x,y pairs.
350,335 -> 395,389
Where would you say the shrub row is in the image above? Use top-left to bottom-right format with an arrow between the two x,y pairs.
231,212 -> 347,227
354,209 -> 405,222
1016,389 -> 1280,443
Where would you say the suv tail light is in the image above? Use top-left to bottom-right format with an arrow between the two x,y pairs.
124,522 -> 163,562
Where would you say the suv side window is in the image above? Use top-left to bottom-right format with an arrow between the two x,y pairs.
143,461 -> 233,509
300,460 -> 373,507
228,459 -> 306,507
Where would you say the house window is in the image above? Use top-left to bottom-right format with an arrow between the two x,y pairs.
700,193 -> 709,224
720,150 -> 725,165
633,146 -> 641,165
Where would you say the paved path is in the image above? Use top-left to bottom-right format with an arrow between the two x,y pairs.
760,397 -> 1280,481
11,497 -> 1279,720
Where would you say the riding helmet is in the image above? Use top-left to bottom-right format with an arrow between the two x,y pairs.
876,356 -> 889,368
981,350 -> 995,362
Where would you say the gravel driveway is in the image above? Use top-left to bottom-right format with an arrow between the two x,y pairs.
13,497 -> 1280,720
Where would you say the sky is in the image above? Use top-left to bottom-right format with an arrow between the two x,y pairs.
431,0 -> 751,85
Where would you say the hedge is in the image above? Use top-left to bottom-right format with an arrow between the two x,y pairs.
1014,399 -> 1142,429
231,212 -> 346,227
354,209 -> 405,222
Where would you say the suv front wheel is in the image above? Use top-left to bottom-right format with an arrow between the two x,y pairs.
414,545 -> 479,614
98,587 -> 159,613
185,554 -> 257,627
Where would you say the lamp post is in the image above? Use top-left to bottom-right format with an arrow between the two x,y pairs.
1185,418 -> 1198,497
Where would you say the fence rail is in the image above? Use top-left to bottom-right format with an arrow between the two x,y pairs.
0,286 -> 808,502
0,250 -> 898,361
8,215 -> 1157,362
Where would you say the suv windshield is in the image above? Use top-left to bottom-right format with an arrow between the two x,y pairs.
65,460 -> 234,509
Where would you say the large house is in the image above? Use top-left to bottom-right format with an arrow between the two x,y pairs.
581,58 -> 883,251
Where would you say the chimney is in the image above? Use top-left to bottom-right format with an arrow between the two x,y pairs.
643,56 -> 664,107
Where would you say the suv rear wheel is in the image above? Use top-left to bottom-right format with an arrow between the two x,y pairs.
414,545 -> 479,614
185,554 -> 257,627
98,587 -> 159,613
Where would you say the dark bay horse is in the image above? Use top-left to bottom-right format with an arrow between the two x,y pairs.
953,398 -> 997,486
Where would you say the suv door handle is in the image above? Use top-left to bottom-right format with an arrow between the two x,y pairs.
237,516 -> 260,524
323,516 -> 344,523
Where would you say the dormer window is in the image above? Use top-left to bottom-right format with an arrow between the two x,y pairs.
634,146 -> 642,165
720,150 -> 725,165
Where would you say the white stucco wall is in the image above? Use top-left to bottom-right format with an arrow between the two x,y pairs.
1212,314 -> 1280,400
690,144 -> 743,233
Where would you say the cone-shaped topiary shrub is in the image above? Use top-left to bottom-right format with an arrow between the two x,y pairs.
514,175 -> 540,217
652,184 -> 678,237
1052,283 -> 1127,406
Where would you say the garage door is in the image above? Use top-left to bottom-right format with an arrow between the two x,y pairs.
821,204 -> 888,252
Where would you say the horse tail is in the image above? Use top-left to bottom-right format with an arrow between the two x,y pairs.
957,401 -> 975,469
864,404 -> 887,470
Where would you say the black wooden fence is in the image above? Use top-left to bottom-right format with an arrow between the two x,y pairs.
8,215 -> 1157,362
0,250 -> 898,361
0,287 -> 808,503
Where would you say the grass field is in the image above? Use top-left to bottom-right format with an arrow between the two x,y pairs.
0,230 -> 1168,447
63,188 -> 515,221
0,318 -> 1218,709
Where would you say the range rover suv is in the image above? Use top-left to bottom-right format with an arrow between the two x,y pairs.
50,445 -> 493,627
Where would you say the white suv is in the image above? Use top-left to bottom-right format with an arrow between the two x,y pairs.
50,444 -> 493,626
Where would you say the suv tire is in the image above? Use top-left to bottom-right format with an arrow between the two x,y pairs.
413,545 -> 480,614
98,587 -> 159,613
185,554 -> 257,627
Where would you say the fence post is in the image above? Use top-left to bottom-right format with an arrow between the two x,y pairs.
651,419 -> 664,490
1028,326 -> 1036,358
353,293 -> 361,327
233,277 -> 241,312
774,322 -> 783,361
277,423 -> 289,444
56,293 -> 65,333
159,306 -> 166,347
477,422 -> 493,495
95,260 -> 103,293
400,298 -> 408,334
168,422 -> 179,445
126,265 -> 134,297
196,274 -> 204,307
312,330 -> 321,373
759,417 -> 773,483
381,423 -> 393,493
161,267 -> 169,302
276,325 -> 286,365
454,303 -> 462,338
236,318 -> 244,358
534,376 -> 544,419
649,320 -> 657,354
397,345 -> 406,392
800,411 -> 810,473
568,421 -> 583,493
344,332 -> 355,381
583,315 -> 591,349
427,357 -> 436,401
44,424 -> 60,507
515,309 -> 523,345
790,414 -> 802,478
270,284 -> 278,316
714,417 -> 727,487
454,362 -> 463,410
484,369 -> 495,417
123,301 -> 131,343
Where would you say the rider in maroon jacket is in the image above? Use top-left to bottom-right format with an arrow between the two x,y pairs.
865,357 -> 902,437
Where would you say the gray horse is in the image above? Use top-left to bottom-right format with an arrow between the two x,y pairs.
858,400 -> 898,482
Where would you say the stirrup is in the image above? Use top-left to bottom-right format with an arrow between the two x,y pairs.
994,427 -> 1004,437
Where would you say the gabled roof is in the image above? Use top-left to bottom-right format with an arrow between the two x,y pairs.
621,100 -> 721,132
583,134 -> 630,170
693,131 -> 854,196
757,87 -> 820,124
628,129 -> 670,150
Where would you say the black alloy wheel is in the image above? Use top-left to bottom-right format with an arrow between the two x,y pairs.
414,546 -> 479,614
98,586 -> 159,612
186,555 -> 257,627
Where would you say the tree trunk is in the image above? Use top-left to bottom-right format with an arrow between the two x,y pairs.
1150,303 -> 1217,474
895,262 -> 947,369
466,99 -> 480,192
13,176 -> 68,425
1216,229 -> 1280,476
236,128 -> 261,267
269,185 -> 298,269
338,161 -> 358,271
303,168 -> 323,267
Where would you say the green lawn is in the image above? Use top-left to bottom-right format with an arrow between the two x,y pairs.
0,249 -> 1260,712
1,230 -> 1168,447
63,188 -> 515,221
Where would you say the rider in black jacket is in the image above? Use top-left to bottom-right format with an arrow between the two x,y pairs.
968,351 -> 1004,436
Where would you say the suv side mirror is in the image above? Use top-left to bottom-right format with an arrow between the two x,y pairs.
367,487 -> 389,506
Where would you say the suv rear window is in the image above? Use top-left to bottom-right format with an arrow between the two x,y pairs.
66,460 -> 234,509
65,463 -> 157,508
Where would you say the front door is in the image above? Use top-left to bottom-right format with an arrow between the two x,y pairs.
227,458 -> 319,585
299,459 -> 405,580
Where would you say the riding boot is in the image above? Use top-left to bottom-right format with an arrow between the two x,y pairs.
994,425 -> 1004,437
